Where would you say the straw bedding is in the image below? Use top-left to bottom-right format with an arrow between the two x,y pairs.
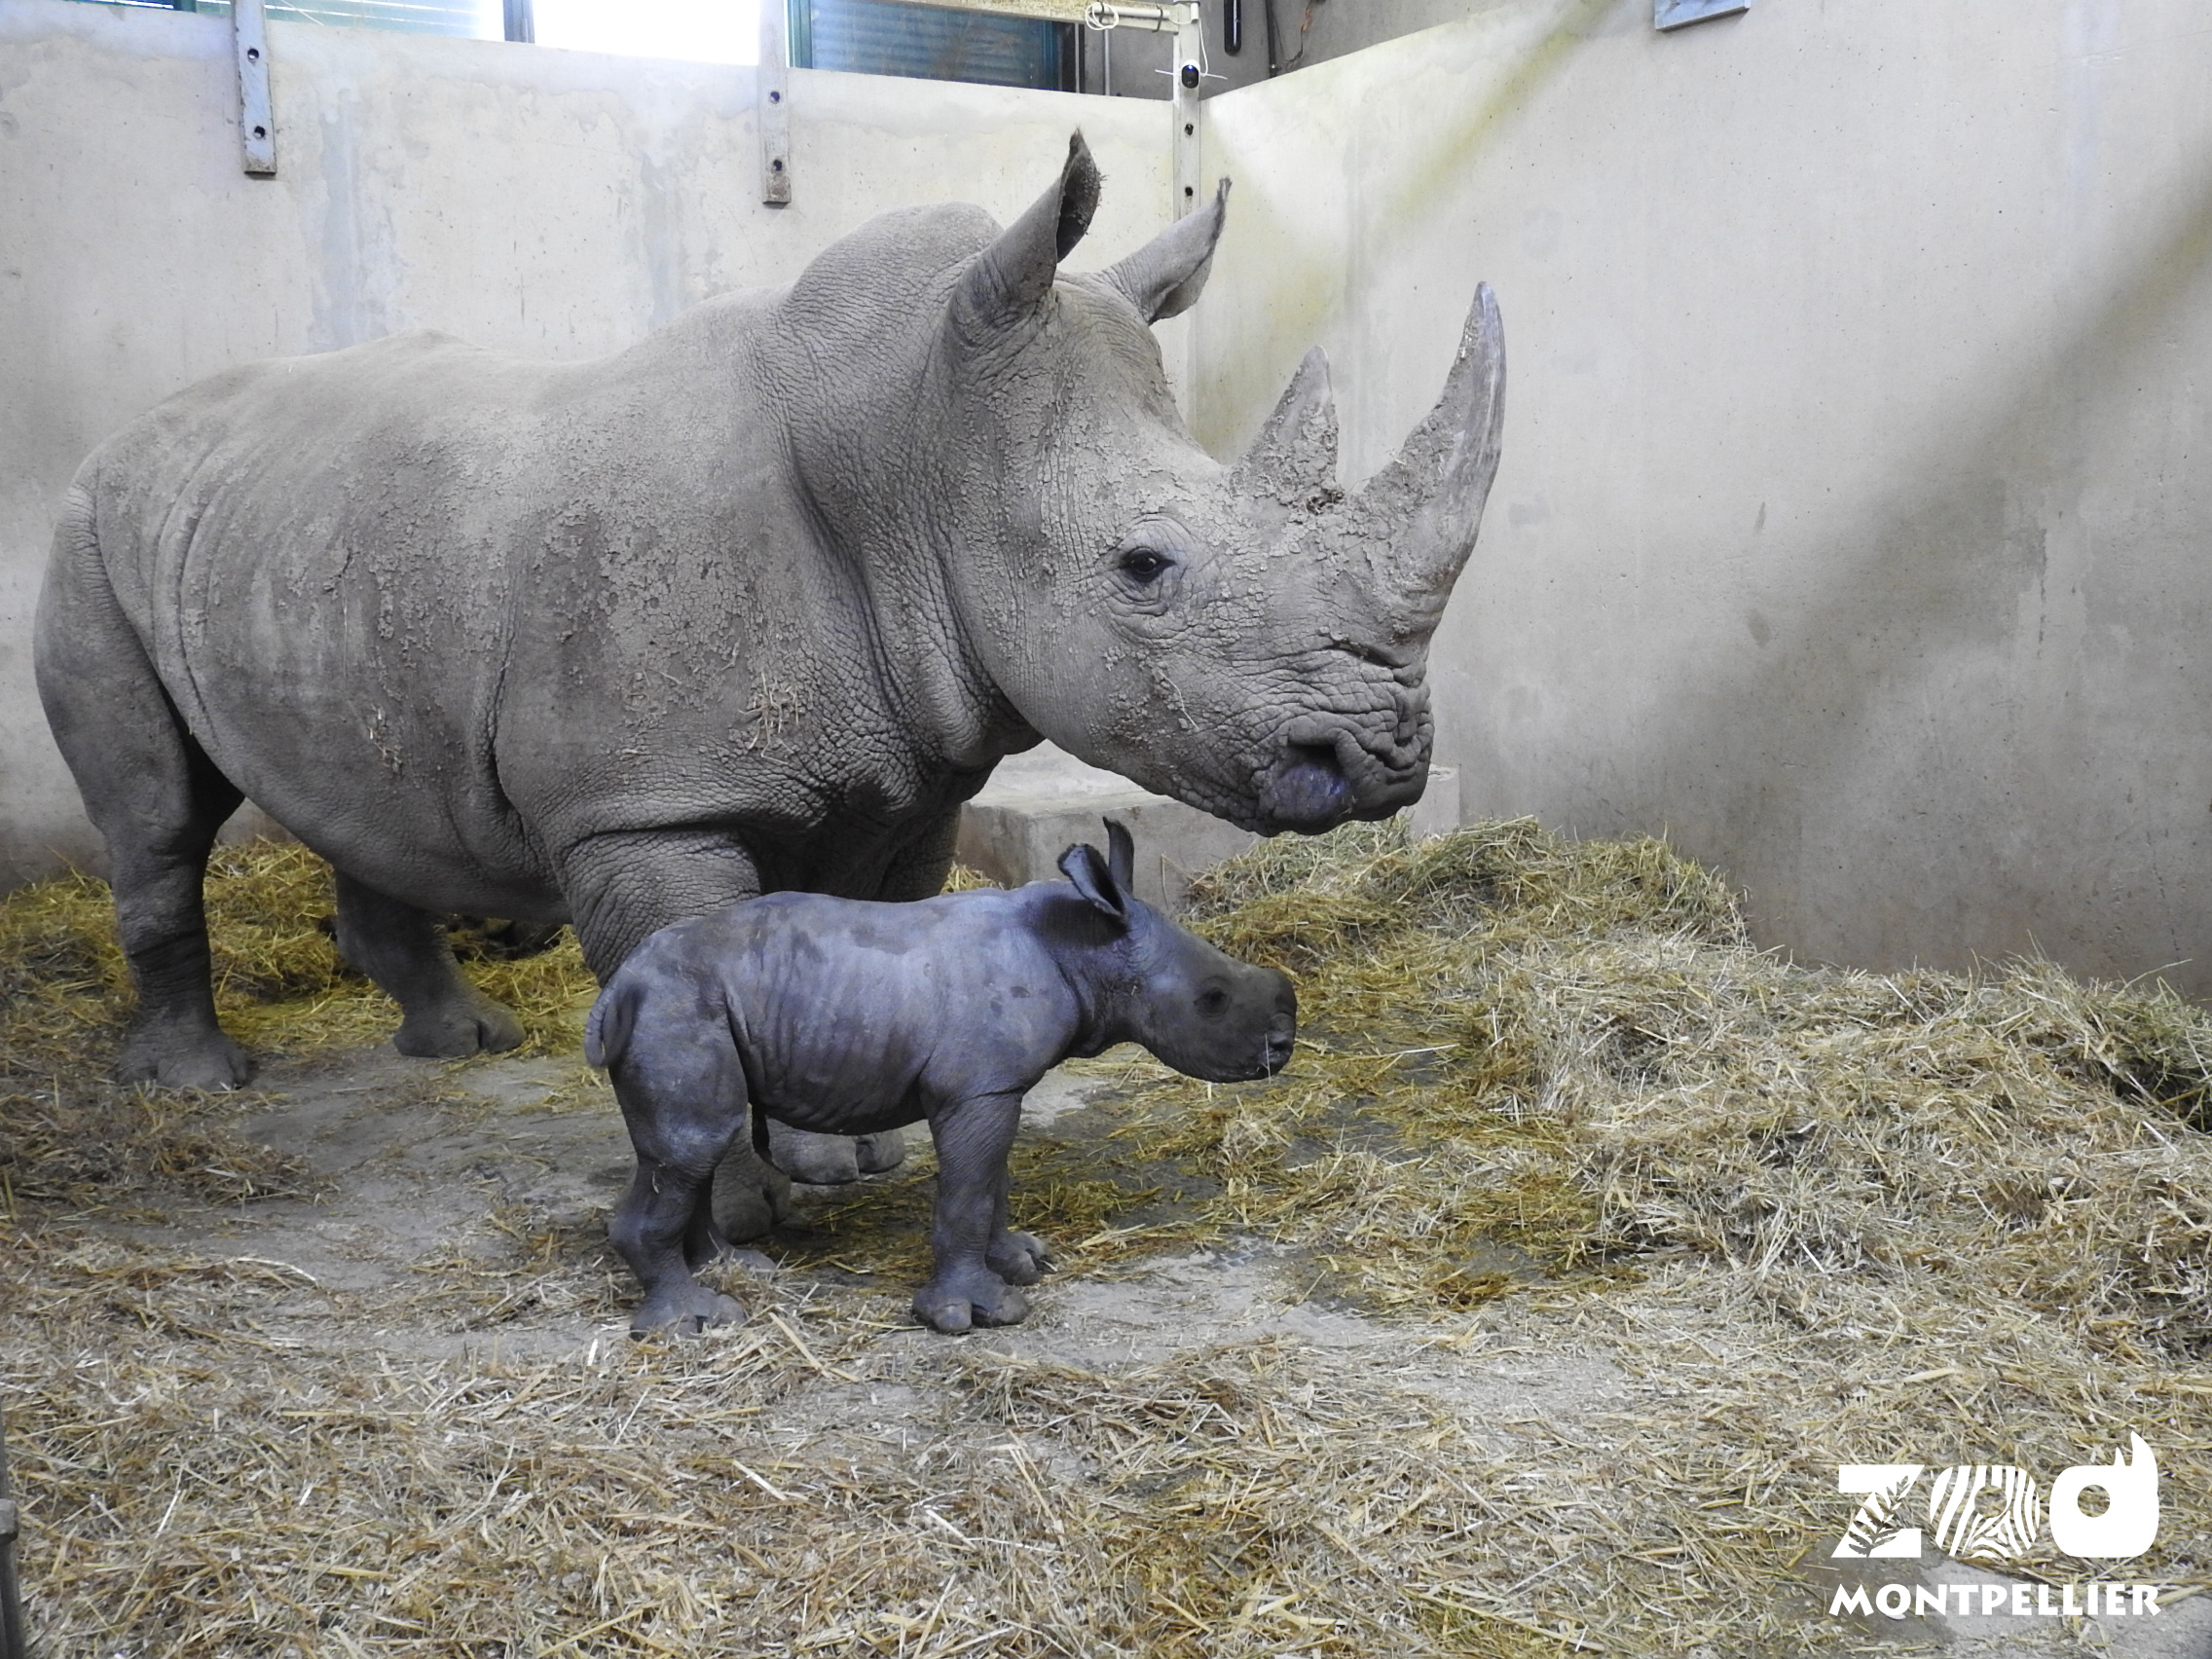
1,823 -> 2206,1655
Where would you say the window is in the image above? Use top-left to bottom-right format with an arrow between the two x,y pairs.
791,0 -> 1075,92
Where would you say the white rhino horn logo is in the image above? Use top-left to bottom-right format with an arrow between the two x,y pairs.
2048,1433 -> 2159,1560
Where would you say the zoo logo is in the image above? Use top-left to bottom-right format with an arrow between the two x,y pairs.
1833,1433 -> 2159,1564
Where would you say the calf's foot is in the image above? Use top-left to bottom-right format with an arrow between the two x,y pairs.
987,1230 -> 1051,1286
913,1268 -> 1029,1335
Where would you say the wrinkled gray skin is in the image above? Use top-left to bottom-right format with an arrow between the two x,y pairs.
34,131 -> 1500,1199
588,819 -> 1296,1336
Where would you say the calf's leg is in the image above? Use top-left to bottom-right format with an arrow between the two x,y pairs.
764,1115 -> 907,1184
915,1091 -> 1040,1333
560,829 -> 794,1236
603,985 -> 754,1336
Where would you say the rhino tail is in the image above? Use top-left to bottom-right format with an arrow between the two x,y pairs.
583,976 -> 639,1073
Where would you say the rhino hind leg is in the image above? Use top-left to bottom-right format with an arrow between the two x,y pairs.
105,751 -> 255,1090
36,544 -> 253,1090
331,873 -> 524,1058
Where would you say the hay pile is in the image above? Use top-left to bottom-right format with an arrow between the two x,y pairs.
1,825 -> 2208,1655
1137,819 -> 2212,1358
0,841 -> 592,1214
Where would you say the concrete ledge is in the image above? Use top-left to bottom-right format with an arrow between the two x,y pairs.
955,745 -> 1459,910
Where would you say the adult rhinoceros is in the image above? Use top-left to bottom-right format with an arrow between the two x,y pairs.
36,134 -> 1504,1161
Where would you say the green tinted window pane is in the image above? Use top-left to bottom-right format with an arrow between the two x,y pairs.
796,0 -> 1067,91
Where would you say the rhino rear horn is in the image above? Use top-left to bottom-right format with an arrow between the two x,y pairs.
953,131 -> 1102,339
1232,346 -> 1340,502
1103,178 -> 1231,323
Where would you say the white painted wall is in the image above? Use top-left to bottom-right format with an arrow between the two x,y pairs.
0,0 -> 1172,885
1196,0 -> 2212,994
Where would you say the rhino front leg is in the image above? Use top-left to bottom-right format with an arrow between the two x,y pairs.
332,873 -> 523,1058
914,1090 -> 1037,1334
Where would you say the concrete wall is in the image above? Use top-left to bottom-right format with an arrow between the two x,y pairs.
1196,0 -> 2212,993
12,0 -> 2212,999
0,0 -> 1173,885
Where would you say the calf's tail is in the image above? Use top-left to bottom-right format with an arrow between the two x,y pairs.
583,974 -> 640,1072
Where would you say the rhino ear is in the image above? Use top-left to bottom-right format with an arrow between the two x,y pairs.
1057,837 -> 1129,925
953,131 -> 1102,338
1103,178 -> 1230,323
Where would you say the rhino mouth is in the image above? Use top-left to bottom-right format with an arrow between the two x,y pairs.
1254,735 -> 1429,834
1258,744 -> 1355,831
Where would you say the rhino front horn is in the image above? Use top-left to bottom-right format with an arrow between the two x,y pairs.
1355,282 -> 1506,623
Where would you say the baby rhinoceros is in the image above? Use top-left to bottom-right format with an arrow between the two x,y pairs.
587,818 -> 1297,1337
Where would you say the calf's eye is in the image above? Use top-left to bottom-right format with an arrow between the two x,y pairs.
1197,987 -> 1230,1017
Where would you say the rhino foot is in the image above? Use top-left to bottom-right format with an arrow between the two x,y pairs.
391,993 -> 524,1059
765,1120 -> 862,1184
118,1023 -> 255,1092
710,1140 -> 793,1243
856,1128 -> 908,1174
987,1230 -> 1052,1286
913,1271 -> 1030,1335
630,1281 -> 747,1340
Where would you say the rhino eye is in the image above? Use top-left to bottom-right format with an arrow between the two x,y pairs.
1197,986 -> 1230,1017
1119,547 -> 1172,583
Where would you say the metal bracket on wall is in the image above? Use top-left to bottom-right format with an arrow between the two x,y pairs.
1654,0 -> 1747,30
1170,0 -> 1201,218
760,0 -> 793,205
234,0 -> 276,175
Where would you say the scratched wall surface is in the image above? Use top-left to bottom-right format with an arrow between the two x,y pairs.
1195,0 -> 2212,995
0,0 -> 1173,886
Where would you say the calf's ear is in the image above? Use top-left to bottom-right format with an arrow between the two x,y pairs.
1103,816 -> 1136,895
1057,840 -> 1128,925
